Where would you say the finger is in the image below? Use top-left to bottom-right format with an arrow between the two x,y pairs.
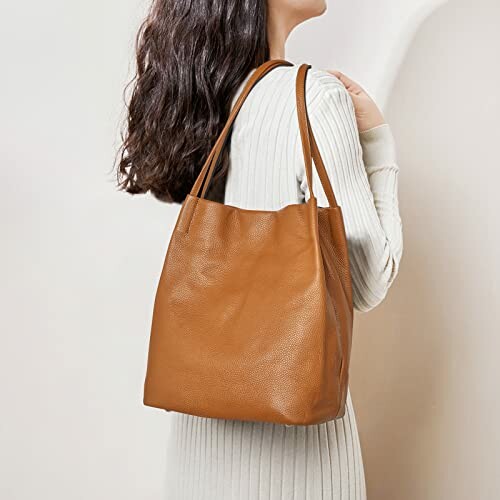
327,70 -> 354,88
327,70 -> 364,94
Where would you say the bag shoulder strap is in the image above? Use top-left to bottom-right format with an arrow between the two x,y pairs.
191,59 -> 293,198
296,64 -> 338,207
191,60 -> 339,208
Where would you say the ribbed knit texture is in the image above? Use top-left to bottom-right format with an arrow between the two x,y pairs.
167,394 -> 365,500
165,65 -> 403,499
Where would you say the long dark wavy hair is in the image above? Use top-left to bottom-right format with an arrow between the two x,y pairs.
117,0 -> 270,203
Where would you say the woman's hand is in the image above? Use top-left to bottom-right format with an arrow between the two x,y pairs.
328,70 -> 385,133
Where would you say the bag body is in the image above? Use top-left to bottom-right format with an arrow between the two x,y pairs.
143,60 -> 353,425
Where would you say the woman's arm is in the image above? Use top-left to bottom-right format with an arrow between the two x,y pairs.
297,69 -> 403,312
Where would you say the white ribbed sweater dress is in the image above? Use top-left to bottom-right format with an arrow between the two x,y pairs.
165,64 -> 403,500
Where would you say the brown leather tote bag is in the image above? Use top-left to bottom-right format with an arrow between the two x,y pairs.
143,60 -> 354,426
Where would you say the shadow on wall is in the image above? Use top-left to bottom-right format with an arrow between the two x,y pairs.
350,1 -> 500,499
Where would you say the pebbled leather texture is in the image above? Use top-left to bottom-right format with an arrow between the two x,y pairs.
143,61 -> 353,425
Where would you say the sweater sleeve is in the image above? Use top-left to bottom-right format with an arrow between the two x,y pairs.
296,70 -> 403,312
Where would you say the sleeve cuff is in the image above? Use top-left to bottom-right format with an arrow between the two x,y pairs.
359,124 -> 397,167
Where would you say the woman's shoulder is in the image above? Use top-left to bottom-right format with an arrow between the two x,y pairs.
268,63 -> 344,86
306,66 -> 352,112
270,63 -> 350,111
236,63 -> 352,119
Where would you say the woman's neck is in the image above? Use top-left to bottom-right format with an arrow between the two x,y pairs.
267,11 -> 293,60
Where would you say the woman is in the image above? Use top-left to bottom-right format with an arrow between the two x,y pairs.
118,0 -> 403,498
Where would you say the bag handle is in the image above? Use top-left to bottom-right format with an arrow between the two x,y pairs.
191,61 -> 338,208
295,64 -> 338,208
191,59 -> 293,198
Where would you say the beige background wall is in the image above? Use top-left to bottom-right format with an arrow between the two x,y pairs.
1,0 -> 499,499
350,1 -> 500,498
